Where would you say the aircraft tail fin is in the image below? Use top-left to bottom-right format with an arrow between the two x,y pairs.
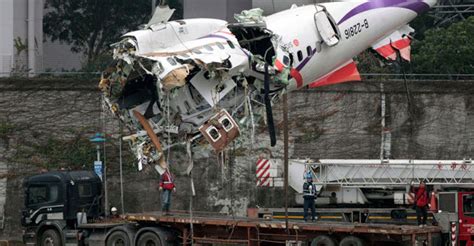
308,60 -> 361,88
371,25 -> 414,62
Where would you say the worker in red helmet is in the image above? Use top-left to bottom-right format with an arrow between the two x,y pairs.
159,169 -> 176,215
411,181 -> 429,227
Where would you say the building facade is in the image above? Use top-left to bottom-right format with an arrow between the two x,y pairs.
183,0 -> 253,22
183,0 -> 323,22
0,0 -> 44,77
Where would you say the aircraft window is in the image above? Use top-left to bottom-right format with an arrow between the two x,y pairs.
206,126 -> 221,142
204,45 -> 213,51
282,56 -> 290,66
297,51 -> 303,62
227,41 -> 235,49
307,46 -> 313,56
167,57 -> 177,65
217,43 -> 225,49
28,184 -> 59,205
289,54 -> 294,65
219,116 -> 234,132
192,48 -> 202,54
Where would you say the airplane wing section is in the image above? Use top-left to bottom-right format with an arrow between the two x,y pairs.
371,25 -> 414,62
308,60 -> 361,88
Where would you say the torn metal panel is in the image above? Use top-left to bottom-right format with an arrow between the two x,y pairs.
198,109 -> 240,153
147,5 -> 175,27
133,110 -> 167,170
371,25 -> 414,62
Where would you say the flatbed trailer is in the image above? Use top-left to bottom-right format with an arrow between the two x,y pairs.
122,211 -> 441,245
25,171 -> 471,246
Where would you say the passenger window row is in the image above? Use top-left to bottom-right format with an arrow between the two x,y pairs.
166,41 -> 236,65
296,45 -> 315,63
191,41 -> 235,55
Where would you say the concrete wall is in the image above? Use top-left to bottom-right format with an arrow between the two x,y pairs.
0,78 -> 473,240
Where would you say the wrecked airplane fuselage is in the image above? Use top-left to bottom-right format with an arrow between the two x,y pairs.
100,2 -> 435,172
100,16 -> 284,172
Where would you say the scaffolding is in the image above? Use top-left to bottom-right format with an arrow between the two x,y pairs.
430,1 -> 474,26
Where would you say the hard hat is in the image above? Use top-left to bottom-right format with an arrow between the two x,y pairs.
111,207 -> 118,212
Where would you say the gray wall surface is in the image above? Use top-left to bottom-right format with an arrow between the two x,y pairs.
0,78 -> 473,239
184,0 -> 252,22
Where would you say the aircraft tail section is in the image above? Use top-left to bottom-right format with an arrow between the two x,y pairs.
308,60 -> 361,88
371,25 -> 414,62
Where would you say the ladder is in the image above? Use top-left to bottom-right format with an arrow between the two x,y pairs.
290,159 -> 474,189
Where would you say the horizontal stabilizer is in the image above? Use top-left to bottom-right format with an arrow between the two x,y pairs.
371,25 -> 414,62
308,60 -> 361,88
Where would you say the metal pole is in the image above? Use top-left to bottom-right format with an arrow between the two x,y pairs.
119,123 -> 124,214
380,83 -> 385,161
96,145 -> 100,161
27,0 -> 36,77
283,92 -> 289,232
103,139 -> 108,217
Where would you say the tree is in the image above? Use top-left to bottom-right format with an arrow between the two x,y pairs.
410,16 -> 474,74
44,0 -> 183,70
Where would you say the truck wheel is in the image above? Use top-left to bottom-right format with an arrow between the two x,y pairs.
107,231 -> 130,246
40,229 -> 61,246
311,235 -> 337,246
137,232 -> 162,246
338,236 -> 364,246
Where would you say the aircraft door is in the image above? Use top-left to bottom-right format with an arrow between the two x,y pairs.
314,6 -> 340,47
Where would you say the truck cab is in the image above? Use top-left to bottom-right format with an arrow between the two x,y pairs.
435,191 -> 474,246
22,171 -> 102,246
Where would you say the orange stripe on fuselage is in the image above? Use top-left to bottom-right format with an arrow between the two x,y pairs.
309,61 -> 360,88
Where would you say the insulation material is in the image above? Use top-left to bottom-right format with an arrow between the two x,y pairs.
234,8 -> 264,23
161,65 -> 192,90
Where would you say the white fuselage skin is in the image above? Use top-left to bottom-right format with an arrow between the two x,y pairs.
120,0 -> 435,94
265,0 -> 435,91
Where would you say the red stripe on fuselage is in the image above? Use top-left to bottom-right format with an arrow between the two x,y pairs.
290,68 -> 304,88
309,61 -> 361,88
274,59 -> 304,88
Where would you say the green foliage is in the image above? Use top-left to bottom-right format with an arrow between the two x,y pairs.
410,16 -> 474,74
81,52 -> 113,73
0,121 -> 15,140
355,51 -> 394,74
164,0 -> 183,20
43,0 -> 183,71
408,13 -> 435,41
13,37 -> 28,55
32,134 -> 96,170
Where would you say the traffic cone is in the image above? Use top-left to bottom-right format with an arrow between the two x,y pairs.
429,191 -> 438,212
